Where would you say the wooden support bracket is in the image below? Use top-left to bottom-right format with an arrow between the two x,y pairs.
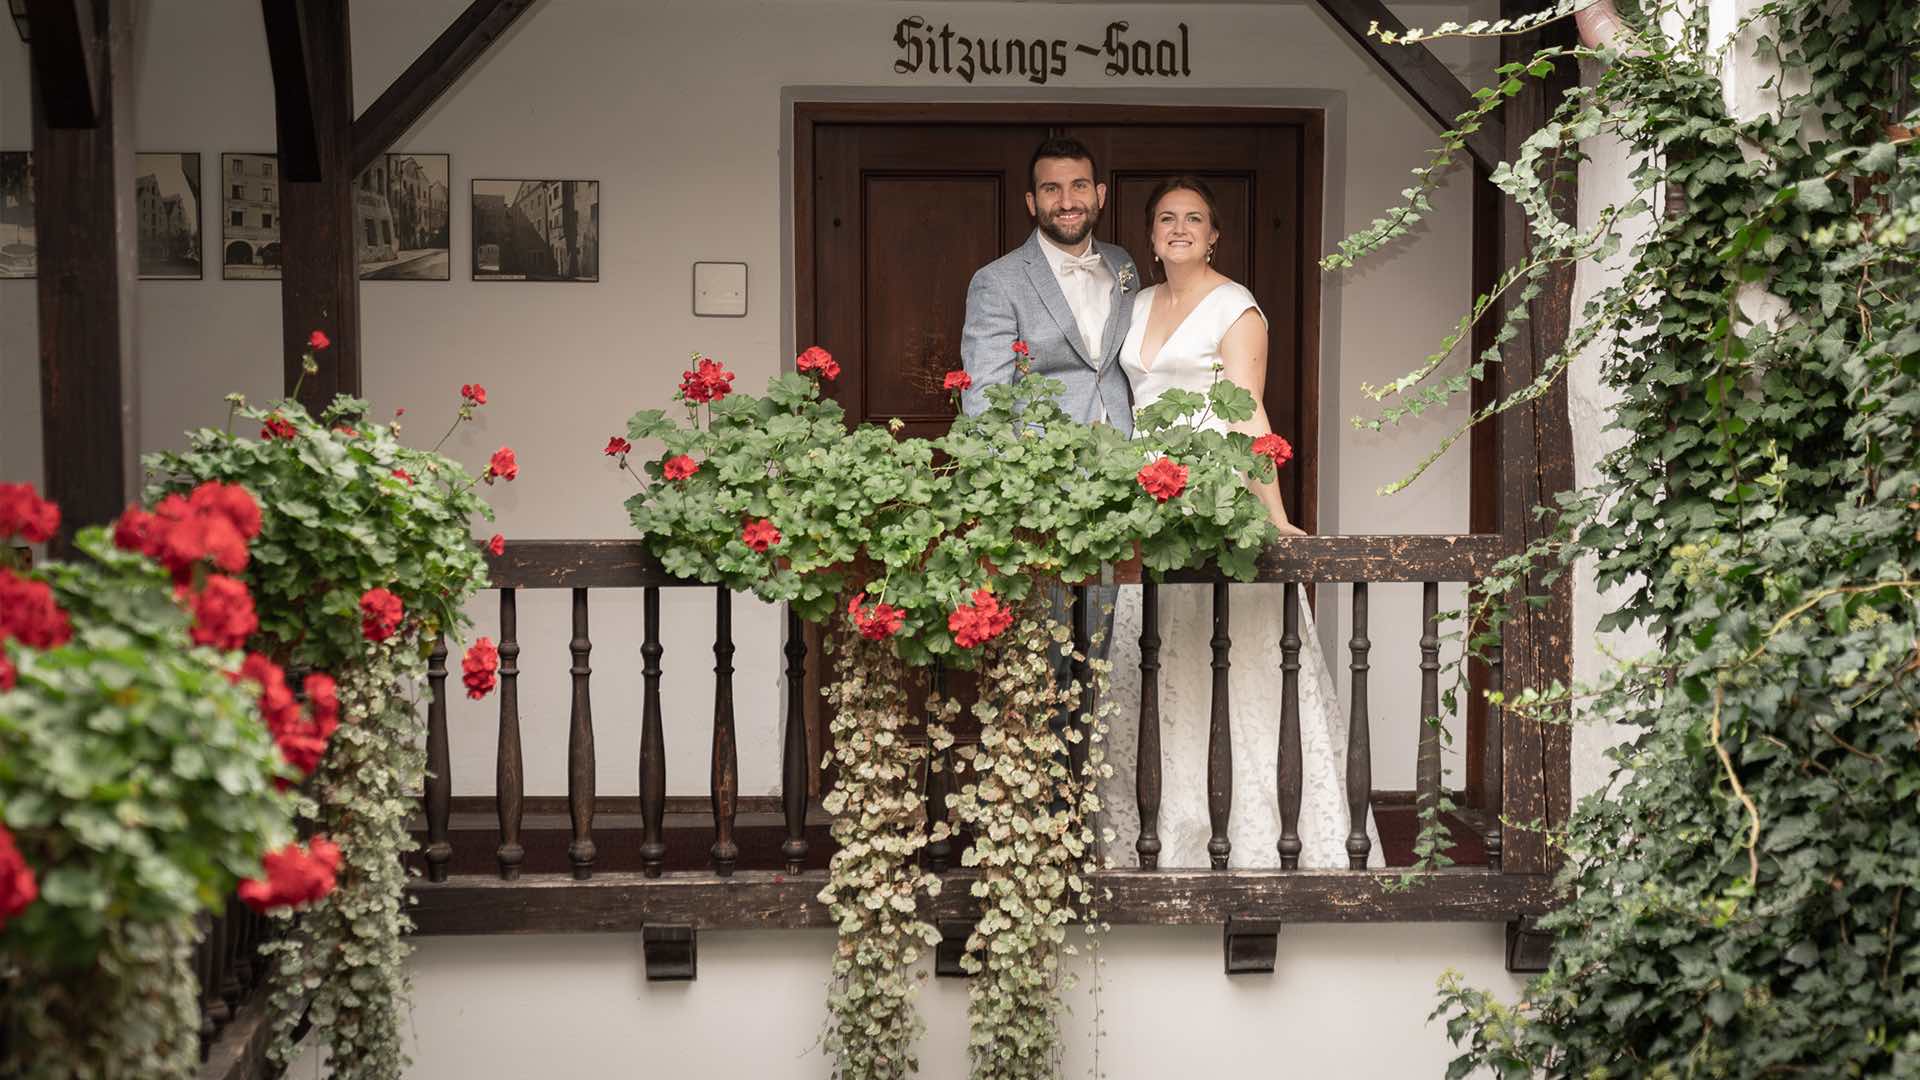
24,0 -> 98,128
934,919 -> 974,978
1505,917 -> 1553,973
1223,916 -> 1283,975
641,924 -> 697,981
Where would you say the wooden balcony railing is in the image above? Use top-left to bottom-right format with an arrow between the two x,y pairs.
405,537 -> 1567,973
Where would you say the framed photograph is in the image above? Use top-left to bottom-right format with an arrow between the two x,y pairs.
221,153 -> 281,280
0,151 -> 35,279
136,153 -> 203,280
471,179 -> 598,282
359,153 -> 451,281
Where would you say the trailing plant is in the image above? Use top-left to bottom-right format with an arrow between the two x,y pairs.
0,482 -> 338,1079
1332,1 -> 1920,1073
621,347 -> 1278,1075
144,340 -> 505,1079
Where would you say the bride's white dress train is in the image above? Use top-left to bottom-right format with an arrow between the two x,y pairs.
1100,281 -> 1384,869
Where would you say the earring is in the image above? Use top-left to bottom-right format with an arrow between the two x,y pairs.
1206,247 -> 1215,263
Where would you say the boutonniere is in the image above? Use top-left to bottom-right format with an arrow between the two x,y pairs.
1117,264 -> 1137,291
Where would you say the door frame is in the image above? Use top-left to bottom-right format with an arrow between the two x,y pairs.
792,101 -> 1327,533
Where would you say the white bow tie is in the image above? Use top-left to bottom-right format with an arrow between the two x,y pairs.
1059,252 -> 1102,275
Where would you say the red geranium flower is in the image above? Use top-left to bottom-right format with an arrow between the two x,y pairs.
334,426 -> 358,438
260,414 -> 297,441
604,436 -> 632,457
0,824 -> 37,931
0,483 -> 60,544
1252,433 -> 1294,469
796,346 -> 840,380
359,587 -> 404,642
487,533 -> 505,556
147,484 -> 256,579
462,637 -> 500,700
461,383 -> 487,406
392,468 -> 413,485
678,356 -> 736,405
0,570 -> 73,650
189,575 -> 258,651
662,454 -> 699,482
740,518 -> 781,553
943,371 -> 972,392
238,838 -> 340,914
846,593 -> 905,640
1136,458 -> 1189,503
1011,340 -> 1030,356
304,672 -> 339,729
308,330 -> 331,351
949,588 -> 1015,649
0,642 -> 13,691
485,446 -> 518,484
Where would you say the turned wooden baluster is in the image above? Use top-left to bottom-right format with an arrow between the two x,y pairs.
196,914 -> 219,1047
924,659 -> 952,873
1135,582 -> 1163,869
1207,581 -> 1232,869
495,588 -> 525,879
1068,584 -> 1092,784
226,894 -> 253,994
782,607 -> 811,874
201,912 -> 230,1029
1277,582 -> 1303,869
1484,637 -> 1504,871
638,587 -> 667,878
566,588 -> 597,880
424,634 -> 452,882
710,588 -> 740,876
1346,582 -> 1375,869
1416,582 -> 1443,821
218,898 -> 242,1012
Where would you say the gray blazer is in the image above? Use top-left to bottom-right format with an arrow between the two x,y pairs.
959,230 -> 1140,436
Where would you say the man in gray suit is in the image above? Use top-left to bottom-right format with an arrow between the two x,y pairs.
959,137 -> 1136,799
959,137 -> 1139,432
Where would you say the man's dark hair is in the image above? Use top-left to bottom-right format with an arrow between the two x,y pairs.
1027,137 -> 1098,192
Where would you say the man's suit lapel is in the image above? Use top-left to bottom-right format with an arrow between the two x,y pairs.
1096,243 -> 1131,368
1022,233 -> 1096,369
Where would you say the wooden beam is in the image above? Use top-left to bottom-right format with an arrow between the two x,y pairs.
32,0 -> 134,556
23,0 -> 97,128
259,0 -> 320,181
267,0 -> 359,409
408,868 -> 1563,936
350,0 -> 534,175
1311,0 -> 1504,170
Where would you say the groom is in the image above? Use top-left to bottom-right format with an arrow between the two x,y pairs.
959,136 -> 1138,431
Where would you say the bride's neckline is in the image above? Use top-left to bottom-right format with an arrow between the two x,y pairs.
1137,280 -> 1233,374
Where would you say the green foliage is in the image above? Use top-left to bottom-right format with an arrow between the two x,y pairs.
6,919 -> 203,1080
1337,1 -> 1920,1073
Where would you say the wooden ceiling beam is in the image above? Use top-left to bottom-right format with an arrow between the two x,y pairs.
23,0 -> 98,128
1311,0 -> 1505,170
350,0 -> 534,175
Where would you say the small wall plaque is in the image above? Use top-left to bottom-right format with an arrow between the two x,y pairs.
693,261 -> 748,317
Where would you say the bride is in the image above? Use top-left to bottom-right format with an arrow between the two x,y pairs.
1102,177 -> 1383,870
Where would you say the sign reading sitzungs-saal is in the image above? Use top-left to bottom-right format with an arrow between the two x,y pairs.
891,17 -> 1193,84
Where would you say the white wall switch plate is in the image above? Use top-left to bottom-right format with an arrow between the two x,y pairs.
692,261 -> 748,317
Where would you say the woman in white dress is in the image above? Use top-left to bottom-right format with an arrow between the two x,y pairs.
1102,177 -> 1383,870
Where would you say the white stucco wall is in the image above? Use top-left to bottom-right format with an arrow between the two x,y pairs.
0,1 -> 1649,1076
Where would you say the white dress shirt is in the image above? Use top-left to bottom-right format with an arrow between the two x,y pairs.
1037,232 -> 1115,361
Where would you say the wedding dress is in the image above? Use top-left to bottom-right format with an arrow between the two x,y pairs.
1101,281 -> 1385,869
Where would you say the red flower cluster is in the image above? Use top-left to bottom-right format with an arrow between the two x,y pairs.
1251,433 -> 1294,469
741,518 -> 781,553
234,655 -> 338,783
487,534 -> 506,557
462,637 -> 499,699
943,371 -> 972,393
604,436 -> 631,457
334,425 -> 359,438
237,837 -> 340,914
0,641 -> 14,691
392,468 -> 414,485
0,483 -> 60,543
260,414 -> 298,441
796,346 -> 841,380
359,588 -> 404,642
116,482 -> 262,584
0,824 -> 36,931
678,356 -> 736,404
0,570 -> 73,651
461,383 -> 487,406
847,593 -> 905,640
1137,458 -> 1189,502
662,454 -> 699,482
189,575 -> 258,651
485,446 -> 518,484
949,588 -> 1015,649
1011,340 -> 1030,357
308,330 -> 331,351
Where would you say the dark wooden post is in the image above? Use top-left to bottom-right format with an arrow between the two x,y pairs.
262,0 -> 359,411
29,0 -> 137,555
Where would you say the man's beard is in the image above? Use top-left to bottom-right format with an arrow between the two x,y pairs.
1039,205 -> 1098,246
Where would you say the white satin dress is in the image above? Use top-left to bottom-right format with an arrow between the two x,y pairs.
1101,281 -> 1384,869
